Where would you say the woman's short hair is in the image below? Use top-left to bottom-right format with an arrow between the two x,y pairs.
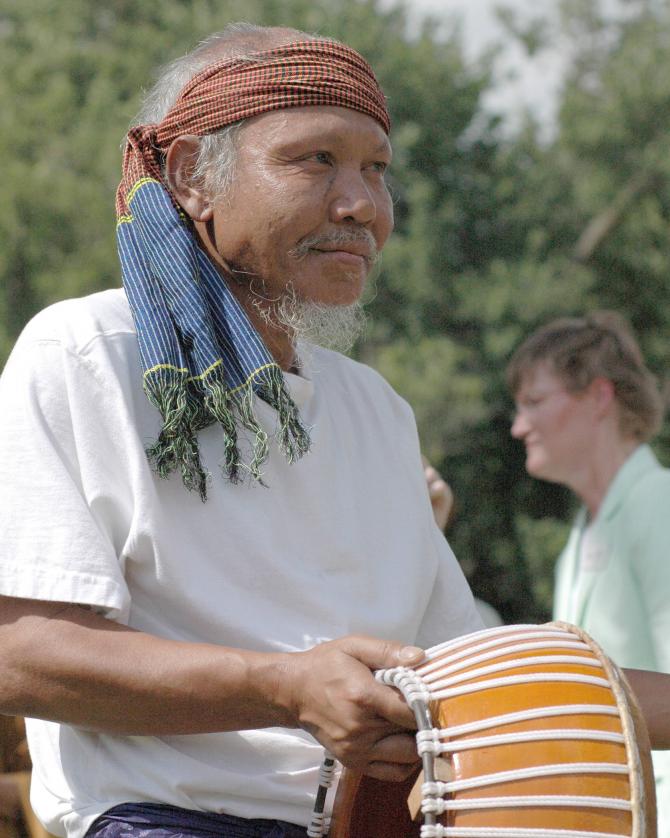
506,310 -> 664,442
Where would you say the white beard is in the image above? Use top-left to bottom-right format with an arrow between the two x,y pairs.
253,285 -> 368,357
276,296 -> 367,354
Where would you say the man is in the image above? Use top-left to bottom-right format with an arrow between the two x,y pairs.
0,23 -> 483,838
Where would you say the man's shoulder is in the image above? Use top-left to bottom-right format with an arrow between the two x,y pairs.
306,344 -> 393,385
304,345 -> 416,433
19,288 -> 135,356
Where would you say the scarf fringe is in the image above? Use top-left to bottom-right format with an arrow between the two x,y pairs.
203,381 -> 241,484
235,383 -> 270,482
143,367 -> 310,500
257,365 -> 311,464
143,380 -> 208,501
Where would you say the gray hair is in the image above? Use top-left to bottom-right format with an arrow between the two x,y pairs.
130,22 -> 318,198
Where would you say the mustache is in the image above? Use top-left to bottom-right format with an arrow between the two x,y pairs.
289,228 -> 379,265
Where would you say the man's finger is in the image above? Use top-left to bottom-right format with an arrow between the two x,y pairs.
367,731 -> 419,764
335,635 -> 424,671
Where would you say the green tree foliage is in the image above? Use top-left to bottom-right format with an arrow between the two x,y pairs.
2,0 -> 670,623
369,0 -> 670,622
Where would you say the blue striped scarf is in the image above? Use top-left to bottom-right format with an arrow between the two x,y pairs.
117,178 -> 310,500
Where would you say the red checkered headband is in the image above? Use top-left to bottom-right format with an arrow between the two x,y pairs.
118,39 -> 390,216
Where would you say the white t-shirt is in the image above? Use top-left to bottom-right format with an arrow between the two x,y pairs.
0,288 -> 482,838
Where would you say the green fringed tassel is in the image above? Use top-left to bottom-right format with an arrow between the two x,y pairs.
257,365 -> 311,463
235,381 -> 270,482
202,380 -> 241,483
143,366 -> 311,501
144,376 -> 208,501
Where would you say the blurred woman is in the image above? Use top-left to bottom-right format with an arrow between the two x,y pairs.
507,310 -> 670,830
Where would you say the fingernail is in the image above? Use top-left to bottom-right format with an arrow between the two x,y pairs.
398,645 -> 423,663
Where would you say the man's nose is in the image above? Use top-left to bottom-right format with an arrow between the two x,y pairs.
329,170 -> 376,226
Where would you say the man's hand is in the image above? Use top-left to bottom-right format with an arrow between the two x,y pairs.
422,456 -> 454,531
280,636 -> 424,781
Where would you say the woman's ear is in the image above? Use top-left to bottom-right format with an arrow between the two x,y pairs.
590,376 -> 616,418
165,135 -> 214,222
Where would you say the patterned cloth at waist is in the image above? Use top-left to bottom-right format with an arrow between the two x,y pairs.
84,802 -> 308,838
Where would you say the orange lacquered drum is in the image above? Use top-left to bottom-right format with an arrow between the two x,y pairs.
328,622 -> 657,838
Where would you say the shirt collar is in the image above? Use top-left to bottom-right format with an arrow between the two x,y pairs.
597,443 -> 660,521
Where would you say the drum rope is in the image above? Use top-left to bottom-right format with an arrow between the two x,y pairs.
422,626 -> 581,661
306,751 -> 336,838
424,703 -> 619,738
420,827 -> 633,837
419,654 -> 603,689
421,726 -> 625,753
426,671 -> 613,700
375,664 -> 633,838
423,793 -> 631,814
421,760 -> 629,794
418,640 -> 591,678
377,627 -> 633,838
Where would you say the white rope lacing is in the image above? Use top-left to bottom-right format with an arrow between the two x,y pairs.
306,751 -> 336,838
420,654 -> 603,692
427,671 -> 613,701
421,761 -> 629,796
394,624 -> 630,838
416,640 -> 591,679
376,666 -> 432,706
431,727 -> 625,753
421,625 -> 579,663
420,827 -> 630,838
422,793 -> 631,815
427,704 -> 619,738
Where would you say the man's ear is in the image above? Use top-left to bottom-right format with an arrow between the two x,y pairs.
165,135 -> 213,222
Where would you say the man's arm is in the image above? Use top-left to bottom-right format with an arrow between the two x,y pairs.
422,456 -> 454,532
0,595 -> 423,780
624,668 -> 670,749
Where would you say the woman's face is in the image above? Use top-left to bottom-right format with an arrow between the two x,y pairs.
511,363 -> 601,485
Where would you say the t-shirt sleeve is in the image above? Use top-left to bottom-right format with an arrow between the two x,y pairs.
414,524 -> 485,649
0,334 -> 131,619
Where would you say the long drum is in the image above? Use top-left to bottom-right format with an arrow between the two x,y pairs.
329,622 -> 656,838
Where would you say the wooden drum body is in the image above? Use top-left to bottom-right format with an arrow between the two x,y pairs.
329,622 -> 656,838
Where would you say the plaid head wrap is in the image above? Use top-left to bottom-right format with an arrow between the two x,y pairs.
116,39 -> 390,499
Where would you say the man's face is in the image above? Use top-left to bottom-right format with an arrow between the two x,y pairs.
206,105 -> 394,309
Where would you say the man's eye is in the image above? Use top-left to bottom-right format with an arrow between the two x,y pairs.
369,161 -> 388,174
310,152 -> 332,165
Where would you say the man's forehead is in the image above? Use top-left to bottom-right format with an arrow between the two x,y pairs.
243,105 -> 391,148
